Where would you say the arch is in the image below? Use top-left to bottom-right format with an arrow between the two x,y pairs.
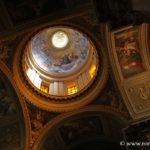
32,105 -> 128,150
0,61 -> 30,150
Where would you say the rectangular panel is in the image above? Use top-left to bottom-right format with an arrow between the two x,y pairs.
58,82 -> 64,96
77,75 -> 84,90
82,72 -> 89,85
49,83 -> 54,95
114,28 -> 145,78
53,82 -> 59,95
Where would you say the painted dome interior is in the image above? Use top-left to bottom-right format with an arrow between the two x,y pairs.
30,27 -> 89,75
23,26 -> 98,97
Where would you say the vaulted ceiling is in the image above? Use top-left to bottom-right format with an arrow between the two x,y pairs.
0,0 -> 150,150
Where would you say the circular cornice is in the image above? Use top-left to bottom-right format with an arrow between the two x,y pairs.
13,24 -> 108,112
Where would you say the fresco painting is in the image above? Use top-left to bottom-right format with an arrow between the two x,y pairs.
31,28 -> 89,74
114,29 -> 145,78
0,78 -> 24,150
59,116 -> 103,144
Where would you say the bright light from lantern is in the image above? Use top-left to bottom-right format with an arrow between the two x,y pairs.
52,31 -> 69,48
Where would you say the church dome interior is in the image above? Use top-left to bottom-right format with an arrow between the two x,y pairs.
0,0 -> 150,150
23,26 -> 98,97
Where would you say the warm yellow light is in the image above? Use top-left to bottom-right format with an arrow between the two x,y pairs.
89,64 -> 96,78
40,83 -> 49,93
67,82 -> 78,95
52,31 -> 69,48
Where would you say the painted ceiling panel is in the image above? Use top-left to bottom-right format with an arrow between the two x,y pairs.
106,23 -> 150,120
0,73 -> 25,150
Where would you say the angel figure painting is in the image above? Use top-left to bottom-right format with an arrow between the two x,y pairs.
114,28 -> 145,78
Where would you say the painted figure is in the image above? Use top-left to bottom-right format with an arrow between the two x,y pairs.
115,30 -> 144,78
